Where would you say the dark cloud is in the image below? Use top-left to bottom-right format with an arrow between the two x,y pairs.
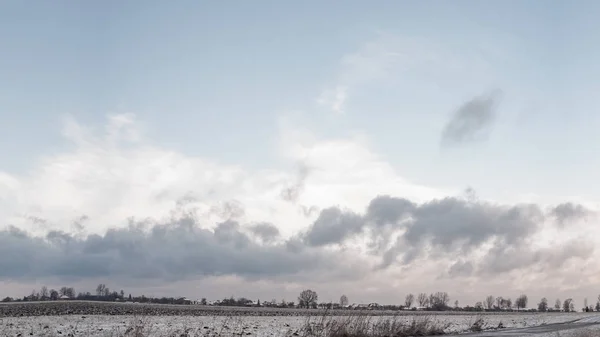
0,194 -> 593,285
441,90 -> 501,147
549,202 -> 591,227
302,194 -> 592,274
303,207 -> 363,246
281,164 -> 310,203
248,222 -> 280,243
0,218 -> 338,283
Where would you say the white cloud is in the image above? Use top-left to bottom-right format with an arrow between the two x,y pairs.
317,33 -> 502,115
317,85 -> 347,114
0,113 -> 445,239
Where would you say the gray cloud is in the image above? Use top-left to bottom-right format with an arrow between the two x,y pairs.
447,260 -> 474,278
549,202 -> 592,227
0,218 -> 339,283
441,90 -> 501,147
303,207 -> 364,246
248,222 -> 280,243
302,194 -> 592,274
0,194 -> 593,286
476,236 -> 595,276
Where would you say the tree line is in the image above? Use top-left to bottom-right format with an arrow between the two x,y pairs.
3,286 -> 600,313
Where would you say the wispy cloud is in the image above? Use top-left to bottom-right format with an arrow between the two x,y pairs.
317,86 -> 347,115
441,90 -> 502,147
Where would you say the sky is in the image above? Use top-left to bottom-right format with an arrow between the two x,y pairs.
1,0 -> 600,307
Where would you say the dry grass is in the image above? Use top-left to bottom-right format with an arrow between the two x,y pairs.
298,313 -> 449,337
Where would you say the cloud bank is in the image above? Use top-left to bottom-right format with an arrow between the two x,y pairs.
0,114 -> 598,304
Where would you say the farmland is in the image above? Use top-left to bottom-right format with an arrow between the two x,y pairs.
2,302 -> 600,336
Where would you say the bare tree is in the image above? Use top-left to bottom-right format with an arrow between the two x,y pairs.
298,289 -> 318,309
40,286 -> 49,300
506,298 -> 512,310
96,284 -> 106,297
417,293 -> 428,307
538,298 -> 548,312
339,295 -> 348,307
426,292 -> 450,310
103,287 -> 110,298
485,295 -> 494,310
555,299 -> 561,310
29,290 -> 38,301
563,298 -> 573,312
59,287 -> 68,297
495,297 -> 503,310
50,289 -> 59,301
584,298 -> 588,310
454,300 -> 459,309
404,293 -> 414,308
516,294 -> 528,311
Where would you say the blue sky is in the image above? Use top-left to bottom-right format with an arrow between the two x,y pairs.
2,1 -> 600,303
3,1 -> 600,199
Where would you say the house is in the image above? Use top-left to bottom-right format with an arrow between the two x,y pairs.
368,303 -> 380,310
58,295 -> 70,300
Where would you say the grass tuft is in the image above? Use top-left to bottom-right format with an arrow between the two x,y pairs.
298,313 -> 449,337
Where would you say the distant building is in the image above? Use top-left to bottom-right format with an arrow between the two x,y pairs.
58,295 -> 70,300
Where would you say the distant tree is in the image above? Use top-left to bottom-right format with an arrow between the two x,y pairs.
555,299 -> 561,310
429,292 -> 450,310
475,302 -> 484,311
404,294 -> 414,308
340,294 -> 349,307
485,296 -> 494,310
298,289 -> 318,309
563,299 -> 573,312
584,298 -> 588,309
30,290 -> 38,301
103,287 -> 110,298
201,298 -> 207,305
538,298 -> 548,312
596,300 -> 600,312
417,293 -> 428,307
120,290 -> 125,299
506,298 -> 512,310
454,300 -> 459,309
40,286 -> 49,300
516,294 -> 528,311
50,289 -> 59,301
128,294 -> 132,301
96,284 -> 106,297
1,297 -> 12,302
495,297 -> 503,310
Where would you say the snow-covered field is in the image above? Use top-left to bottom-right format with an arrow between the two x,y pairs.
2,312 -> 600,337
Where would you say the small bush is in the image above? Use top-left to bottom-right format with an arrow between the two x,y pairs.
469,316 -> 485,332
